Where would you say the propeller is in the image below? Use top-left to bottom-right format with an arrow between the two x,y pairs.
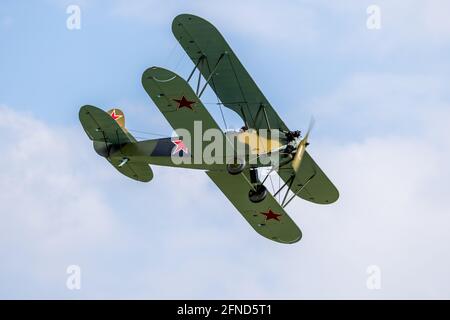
291,117 -> 315,173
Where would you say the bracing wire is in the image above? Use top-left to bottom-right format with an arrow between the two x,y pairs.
128,129 -> 167,138
133,135 -> 155,140
163,40 -> 179,67
278,172 -> 281,203
269,172 -> 275,195
173,47 -> 187,72
217,97 -> 228,131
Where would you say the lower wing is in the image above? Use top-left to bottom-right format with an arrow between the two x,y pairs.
278,151 -> 339,205
206,170 -> 302,244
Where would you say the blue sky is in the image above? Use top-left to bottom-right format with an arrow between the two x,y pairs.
1,0 -> 450,299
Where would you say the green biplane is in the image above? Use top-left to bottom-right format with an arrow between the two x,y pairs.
79,14 -> 339,244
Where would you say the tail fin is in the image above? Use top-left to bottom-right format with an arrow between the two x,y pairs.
107,108 -> 125,128
79,105 -> 153,182
107,108 -> 136,142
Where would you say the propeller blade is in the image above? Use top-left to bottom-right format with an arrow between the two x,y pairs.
304,117 -> 315,141
292,117 -> 315,173
291,140 -> 306,172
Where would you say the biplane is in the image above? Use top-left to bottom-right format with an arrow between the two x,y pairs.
79,14 -> 339,244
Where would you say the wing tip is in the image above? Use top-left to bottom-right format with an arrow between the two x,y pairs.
271,231 -> 302,244
171,13 -> 215,35
142,66 -> 178,81
172,13 -> 204,24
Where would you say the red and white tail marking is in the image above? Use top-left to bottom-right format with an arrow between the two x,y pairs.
108,108 -> 125,128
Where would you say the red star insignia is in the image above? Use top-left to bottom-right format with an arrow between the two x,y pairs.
260,209 -> 282,221
172,139 -> 189,155
173,96 -> 195,110
110,109 -> 122,121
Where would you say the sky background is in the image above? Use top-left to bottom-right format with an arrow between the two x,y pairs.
1,0 -> 450,299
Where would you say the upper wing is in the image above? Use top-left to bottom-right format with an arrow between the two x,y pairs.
206,170 -> 302,244
278,151 -> 339,205
172,14 -> 289,131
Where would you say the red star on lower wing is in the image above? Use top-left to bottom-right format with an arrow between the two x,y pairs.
260,209 -> 282,221
173,96 -> 196,110
172,139 -> 189,155
110,109 -> 122,120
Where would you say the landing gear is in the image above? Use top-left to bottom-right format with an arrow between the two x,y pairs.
249,184 -> 267,203
248,168 -> 267,203
226,157 -> 246,175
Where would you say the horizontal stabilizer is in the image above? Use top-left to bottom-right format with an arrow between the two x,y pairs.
108,158 -> 153,182
79,105 -> 153,183
79,105 -> 133,144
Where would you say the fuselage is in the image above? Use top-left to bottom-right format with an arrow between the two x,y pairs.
108,129 -> 294,170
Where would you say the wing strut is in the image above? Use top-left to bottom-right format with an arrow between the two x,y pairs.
186,53 -> 226,98
240,106 -> 249,128
196,58 -> 203,95
198,53 -> 226,98
272,171 -> 316,208
253,104 -> 272,130
186,55 -> 205,83
283,173 -> 316,207
262,105 -> 272,130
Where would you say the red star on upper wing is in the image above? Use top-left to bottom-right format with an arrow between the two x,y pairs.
110,109 -> 122,121
172,139 -> 189,155
260,209 -> 282,221
173,96 -> 195,110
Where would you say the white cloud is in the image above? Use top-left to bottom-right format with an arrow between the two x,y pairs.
292,134 -> 450,299
277,70 -> 450,298
2,70 -> 450,299
0,105 -> 117,250
0,105 -> 120,297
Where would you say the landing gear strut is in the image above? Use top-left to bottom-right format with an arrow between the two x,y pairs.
248,168 -> 267,203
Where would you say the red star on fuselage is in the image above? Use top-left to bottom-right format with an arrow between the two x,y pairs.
260,209 -> 282,221
173,96 -> 196,110
110,109 -> 122,121
172,139 -> 189,155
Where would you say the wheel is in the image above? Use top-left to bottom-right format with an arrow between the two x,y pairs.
226,157 -> 246,175
248,184 -> 267,203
